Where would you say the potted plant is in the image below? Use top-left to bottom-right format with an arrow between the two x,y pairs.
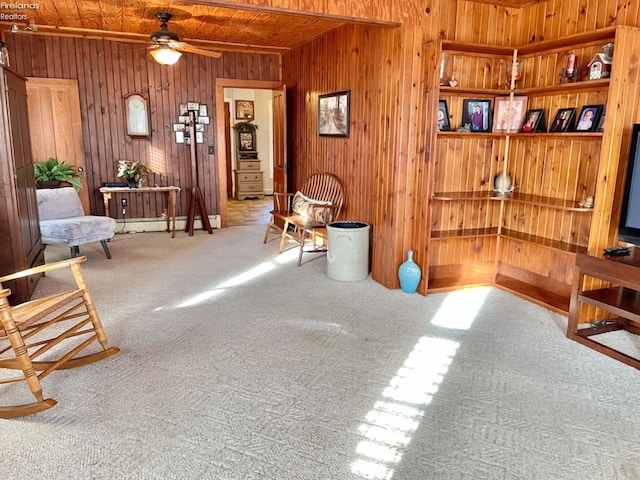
117,160 -> 150,188
34,157 -> 83,190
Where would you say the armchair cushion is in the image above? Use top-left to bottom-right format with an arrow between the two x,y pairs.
291,191 -> 334,224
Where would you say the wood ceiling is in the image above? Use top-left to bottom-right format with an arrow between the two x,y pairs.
0,0 -> 539,55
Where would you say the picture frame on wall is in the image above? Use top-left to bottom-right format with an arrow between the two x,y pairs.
462,98 -> 491,132
196,131 -> 204,144
178,115 -> 190,124
318,90 -> 350,137
235,100 -> 255,120
199,116 -> 210,125
124,94 -> 150,138
187,101 -> 200,111
179,103 -> 188,116
520,109 -> 546,133
175,131 -> 185,144
437,100 -> 451,131
575,104 -> 604,132
492,96 -> 528,133
172,123 -> 185,132
549,108 -> 576,132
199,104 -> 208,117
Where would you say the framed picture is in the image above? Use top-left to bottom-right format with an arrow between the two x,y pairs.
178,115 -> 190,124
175,131 -> 185,144
462,98 -> 491,132
172,123 -> 185,132
179,103 -> 188,116
597,107 -> 606,132
124,94 -> 150,138
196,131 -> 204,144
520,109 -> 546,133
575,105 -> 603,132
493,96 -> 528,133
549,108 -> 576,132
437,100 -> 451,131
187,101 -> 199,112
235,100 -> 255,120
318,90 -> 350,137
195,124 -> 204,132
198,116 -> 210,125
239,131 -> 254,151
199,104 -> 208,117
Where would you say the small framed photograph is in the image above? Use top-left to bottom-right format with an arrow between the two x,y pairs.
175,131 -> 185,144
493,96 -> 528,133
172,123 -> 185,132
178,115 -> 190,124
187,101 -> 200,111
179,103 -> 188,116
520,109 -> 546,133
549,108 -> 576,132
199,104 -> 208,117
318,90 -> 350,137
196,131 -> 204,144
597,107 -> 606,132
437,100 -> 451,131
462,98 -> 491,132
198,116 -> 210,125
239,132 -> 254,151
124,94 -> 150,138
235,100 -> 255,120
575,105 -> 603,132
195,123 -> 204,132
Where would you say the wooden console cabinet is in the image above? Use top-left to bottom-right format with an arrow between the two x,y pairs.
568,248 -> 640,369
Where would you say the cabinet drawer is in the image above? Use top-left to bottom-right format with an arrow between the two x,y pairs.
238,161 -> 261,170
237,172 -> 263,182
237,182 -> 264,193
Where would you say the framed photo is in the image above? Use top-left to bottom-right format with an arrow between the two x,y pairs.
178,115 -> 190,124
318,90 -> 350,137
179,103 -> 188,116
195,124 -> 204,132
549,108 -> 576,132
437,100 -> 451,131
187,101 -> 199,112
520,109 -> 546,133
172,123 -> 185,132
239,131 -> 254,151
493,96 -> 528,133
199,104 -> 208,117
198,116 -> 210,125
235,100 -> 255,120
597,107 -> 606,132
462,99 -> 491,132
196,131 -> 204,144
175,131 -> 185,144
124,94 -> 150,138
575,105 -> 603,132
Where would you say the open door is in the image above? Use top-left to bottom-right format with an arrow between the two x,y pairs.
272,86 -> 287,201
26,78 -> 89,213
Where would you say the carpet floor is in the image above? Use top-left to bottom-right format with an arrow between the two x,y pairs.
1,225 -> 640,479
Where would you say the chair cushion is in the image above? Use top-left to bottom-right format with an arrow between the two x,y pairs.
36,187 -> 84,220
40,216 -> 116,247
291,191 -> 333,224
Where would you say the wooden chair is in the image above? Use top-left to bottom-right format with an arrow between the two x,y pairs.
264,173 -> 345,265
0,256 -> 119,418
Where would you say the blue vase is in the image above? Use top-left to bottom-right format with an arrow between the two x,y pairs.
398,249 -> 421,294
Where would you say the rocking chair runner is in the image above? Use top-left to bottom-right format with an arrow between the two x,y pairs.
263,173 -> 345,265
0,256 -> 119,418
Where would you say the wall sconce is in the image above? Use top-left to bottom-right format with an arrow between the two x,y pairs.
24,20 -> 37,32
149,45 -> 182,66
10,24 -> 18,34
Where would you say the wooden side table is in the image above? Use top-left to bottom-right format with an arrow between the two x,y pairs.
568,247 -> 640,369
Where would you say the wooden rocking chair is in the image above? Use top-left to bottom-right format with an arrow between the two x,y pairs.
0,256 -> 119,418
263,173 -> 345,265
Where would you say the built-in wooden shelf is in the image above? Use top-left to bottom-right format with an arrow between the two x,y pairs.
439,79 -> 609,97
437,131 -> 602,139
430,227 -> 498,239
432,191 -> 595,212
501,229 -> 587,254
495,274 -> 570,315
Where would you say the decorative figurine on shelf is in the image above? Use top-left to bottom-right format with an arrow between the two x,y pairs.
587,43 -> 613,80
456,123 -> 471,132
578,196 -> 594,208
506,59 -> 523,88
493,172 -> 515,195
560,53 -> 579,83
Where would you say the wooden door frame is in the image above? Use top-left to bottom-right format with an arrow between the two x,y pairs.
214,79 -> 282,228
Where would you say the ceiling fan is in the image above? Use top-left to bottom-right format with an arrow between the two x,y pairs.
148,12 -> 221,65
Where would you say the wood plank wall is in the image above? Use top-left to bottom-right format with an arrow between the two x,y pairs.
5,35 -> 279,218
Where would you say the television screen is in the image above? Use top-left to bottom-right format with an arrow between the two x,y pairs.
618,124 -> 640,245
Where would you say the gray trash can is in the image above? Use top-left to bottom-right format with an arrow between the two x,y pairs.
326,221 -> 370,281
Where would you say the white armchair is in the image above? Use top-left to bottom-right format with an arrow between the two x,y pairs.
36,187 -> 116,259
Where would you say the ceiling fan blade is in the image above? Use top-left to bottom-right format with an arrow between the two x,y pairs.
169,41 -> 221,59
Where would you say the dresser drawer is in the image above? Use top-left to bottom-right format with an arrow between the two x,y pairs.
237,182 -> 264,193
236,172 -> 263,183
238,160 -> 261,170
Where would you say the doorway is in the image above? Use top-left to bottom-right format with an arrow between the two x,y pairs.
215,79 -> 283,228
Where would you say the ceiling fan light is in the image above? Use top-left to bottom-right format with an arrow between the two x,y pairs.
150,46 -> 182,66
